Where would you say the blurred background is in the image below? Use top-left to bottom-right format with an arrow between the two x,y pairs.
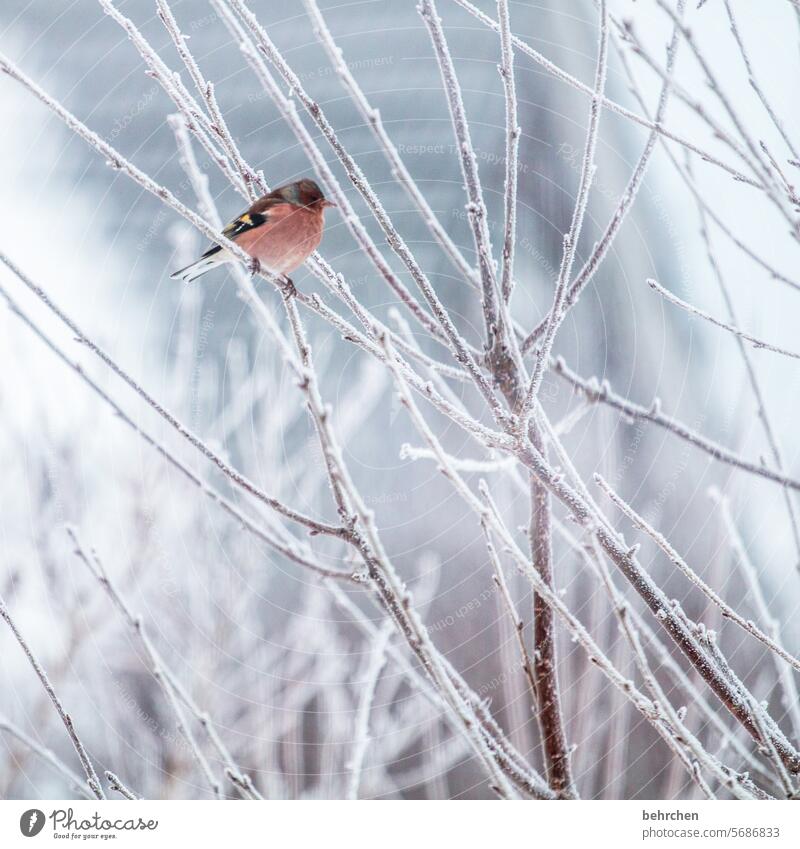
1,0 -> 799,799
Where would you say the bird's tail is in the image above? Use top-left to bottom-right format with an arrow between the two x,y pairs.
170,246 -> 228,283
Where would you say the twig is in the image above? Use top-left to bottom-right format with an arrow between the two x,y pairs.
71,531 -> 266,799
0,715 -> 95,799
595,475 -> 800,674
97,0 -> 249,197
418,0 -> 500,346
68,532 -> 223,798
651,0 -> 799,235
552,517 -> 776,787
648,277 -> 800,362
585,539 -> 721,799
522,0 -> 686,353
0,595 -> 105,799
552,356 -> 800,492
700,628 -> 794,797
451,0 -> 762,189
346,622 -> 392,799
496,0 -> 519,303
519,0 -> 608,422
606,17 -> 800,296
508,435 -> 800,771
155,0 -> 265,198
711,491 -> 800,745
490,562 -> 538,714
105,771 -> 140,800
300,0 -> 480,288
724,1 -> 798,160
692,192 -> 800,567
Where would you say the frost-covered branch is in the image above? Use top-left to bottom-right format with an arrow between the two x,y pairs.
300,0 -> 480,288
346,622 -> 391,799
0,715 -> 95,799
711,491 -> 800,745
552,356 -> 800,492
0,595 -> 105,799
595,475 -> 800,674
648,278 -> 800,362
451,0 -> 762,189
520,0 -> 608,420
68,529 -> 262,799
522,0 -> 685,353
418,0 -> 500,342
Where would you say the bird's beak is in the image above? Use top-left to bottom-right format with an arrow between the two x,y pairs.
322,199 -> 337,208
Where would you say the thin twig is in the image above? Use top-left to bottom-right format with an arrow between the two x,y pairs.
595,474 -> 800,674
69,529 -> 264,799
418,0 -> 499,347
0,595 -> 105,799
692,190 -> 800,567
0,715 -> 95,799
522,0 -> 686,353
346,622 -> 392,799
451,0 -> 762,189
711,491 -> 800,745
490,563 -> 538,714
519,0 -> 608,423
105,771 -> 140,800
300,0 -> 481,288
68,532 -> 223,798
552,356 -> 800,492
648,277 -> 800,362
496,0 -> 520,303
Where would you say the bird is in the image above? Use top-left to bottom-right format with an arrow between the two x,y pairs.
170,178 -> 336,286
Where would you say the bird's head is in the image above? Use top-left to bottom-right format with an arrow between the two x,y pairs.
275,178 -> 336,211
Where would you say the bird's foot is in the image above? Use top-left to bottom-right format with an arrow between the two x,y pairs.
281,276 -> 297,298
249,257 -> 261,278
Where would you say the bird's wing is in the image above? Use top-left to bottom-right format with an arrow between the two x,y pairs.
199,198 -> 281,258
220,210 -> 269,240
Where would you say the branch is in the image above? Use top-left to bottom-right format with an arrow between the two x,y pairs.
346,622 -> 392,799
418,0 -> 500,344
451,0 -> 762,189
519,0 -> 608,423
155,0 -> 266,198
711,491 -> 800,745
522,0 -> 686,353
0,715 -> 95,799
648,277 -> 800,362
553,517 -> 776,787
97,0 -> 249,197
0,595 -> 105,799
595,475 -> 800,675
507,433 -> 800,772
692,189 -> 800,566
552,356 -> 800,492
69,529 -> 263,799
496,0 -> 520,303
300,0 -> 480,288
105,771 -> 140,801
490,553 -> 538,714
